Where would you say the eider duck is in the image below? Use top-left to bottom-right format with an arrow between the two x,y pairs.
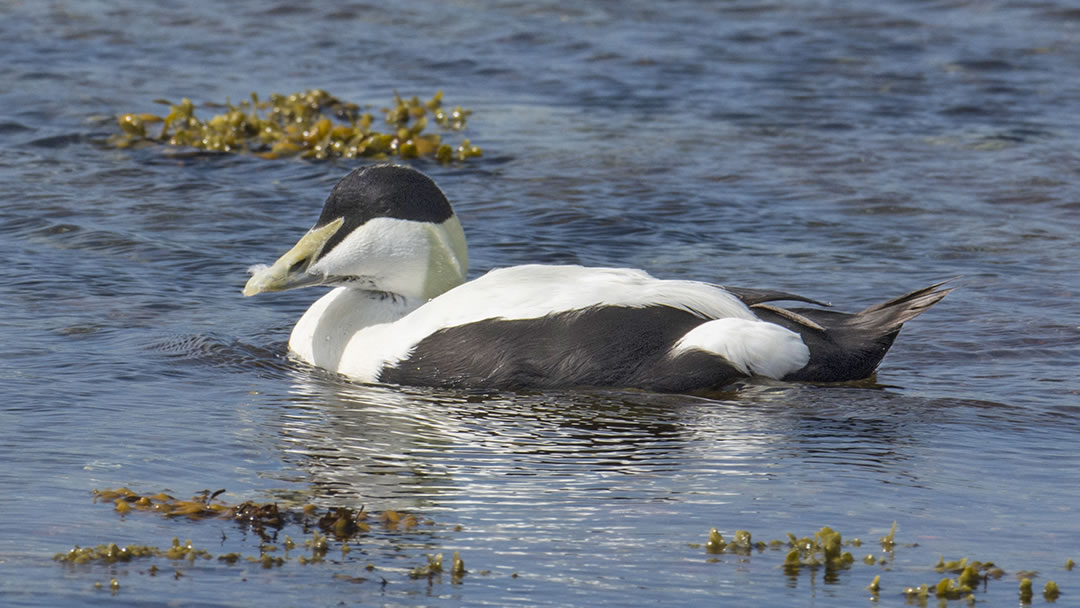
244,164 -> 949,392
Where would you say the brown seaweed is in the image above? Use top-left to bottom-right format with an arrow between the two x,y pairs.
108,90 -> 481,162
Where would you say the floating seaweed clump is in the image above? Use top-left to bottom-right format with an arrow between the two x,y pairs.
780,526 -> 856,577
1045,580 -> 1061,601
54,542 -> 162,565
409,553 -> 444,579
703,528 -> 767,556
408,551 -> 467,583
92,487 -> 429,542
54,537 -> 211,565
58,487 -> 473,590
109,89 -> 482,162
700,523 -> 1069,605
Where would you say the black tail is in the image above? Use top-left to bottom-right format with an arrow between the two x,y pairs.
745,280 -> 953,382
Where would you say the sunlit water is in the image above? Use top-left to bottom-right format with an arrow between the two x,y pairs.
1,1 -> 1078,606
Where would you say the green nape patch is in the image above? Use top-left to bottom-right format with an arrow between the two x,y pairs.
697,522 -> 1068,605
108,89 -> 482,162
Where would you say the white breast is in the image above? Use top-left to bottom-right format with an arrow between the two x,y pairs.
290,287 -> 423,372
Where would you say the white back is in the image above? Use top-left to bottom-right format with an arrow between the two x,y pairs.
335,265 -> 770,380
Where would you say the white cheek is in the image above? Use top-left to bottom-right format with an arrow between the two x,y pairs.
312,218 -> 432,293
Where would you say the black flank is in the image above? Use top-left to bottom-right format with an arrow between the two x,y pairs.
379,305 -> 748,391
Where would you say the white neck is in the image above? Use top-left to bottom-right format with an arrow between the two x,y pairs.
289,286 -> 424,371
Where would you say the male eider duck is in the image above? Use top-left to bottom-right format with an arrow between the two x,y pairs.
244,164 -> 949,392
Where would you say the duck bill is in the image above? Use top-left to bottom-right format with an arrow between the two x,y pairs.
243,217 -> 344,296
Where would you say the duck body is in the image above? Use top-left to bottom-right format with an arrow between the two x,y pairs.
245,165 -> 950,392
289,264 -> 810,391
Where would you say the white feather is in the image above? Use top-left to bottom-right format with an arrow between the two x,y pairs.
311,217 -> 436,298
290,286 -> 422,370
250,166 -> 943,390
331,265 -> 763,381
670,317 -> 810,379
422,265 -> 755,322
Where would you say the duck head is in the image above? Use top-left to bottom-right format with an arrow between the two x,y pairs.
244,164 -> 469,300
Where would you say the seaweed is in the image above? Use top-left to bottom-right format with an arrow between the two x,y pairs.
89,487 -> 429,543
700,523 -> 1069,605
409,553 -> 444,579
779,527 -> 856,583
55,486 -> 477,594
108,89 -> 482,162
56,489 -> 1075,602
1045,580 -> 1061,602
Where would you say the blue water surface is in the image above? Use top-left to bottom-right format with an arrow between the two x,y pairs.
1,1 -> 1078,606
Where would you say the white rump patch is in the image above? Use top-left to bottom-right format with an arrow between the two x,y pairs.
671,318 -> 810,379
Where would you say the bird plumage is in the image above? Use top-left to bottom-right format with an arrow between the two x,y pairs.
244,164 -> 950,392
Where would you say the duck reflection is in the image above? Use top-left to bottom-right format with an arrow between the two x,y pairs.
263,368 -> 926,509
273,368 -> 695,505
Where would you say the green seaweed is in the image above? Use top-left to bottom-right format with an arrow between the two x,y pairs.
108,89 -> 481,163
318,506 -> 371,539
1020,577 -> 1034,603
879,520 -> 897,551
56,488 -> 1076,602
90,487 -> 428,543
64,487 -> 467,583
702,527 -> 766,556
903,582 -> 930,603
775,526 -> 855,576
66,486 -> 456,578
700,523 -> 1068,604
705,528 -> 725,554
957,564 -> 981,588
54,542 -> 160,565
409,553 -> 444,579
1045,580 -> 1061,602
933,576 -> 974,600
451,551 -> 466,582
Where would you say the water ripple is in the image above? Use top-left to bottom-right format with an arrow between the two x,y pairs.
2,0 -> 1080,606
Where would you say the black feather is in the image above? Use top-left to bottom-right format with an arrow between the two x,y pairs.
379,305 -> 747,391
724,285 -> 830,307
751,281 -> 953,382
317,164 -> 454,255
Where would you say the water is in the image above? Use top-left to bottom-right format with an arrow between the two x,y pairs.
1,1 -> 1079,605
